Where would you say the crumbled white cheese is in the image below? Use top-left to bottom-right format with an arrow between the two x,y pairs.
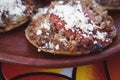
88,32 -> 93,34
58,22 -> 62,25
96,31 -> 107,41
106,39 -> 109,42
55,44 -> 60,50
46,32 -> 50,36
106,39 -> 111,42
59,37 -> 67,42
37,30 -> 42,35
87,24 -> 94,31
38,1 -> 108,44
93,41 -> 98,44
82,34 -> 87,38
42,43 -> 49,48
58,1 -> 64,4
41,40 -> 45,43
76,1 -> 80,4
0,0 -> 26,16
49,1 -> 95,33
37,48 -> 41,52
44,23 -> 50,30
49,42 -> 54,49
41,19 -> 50,30
38,8 -> 48,14
33,8 -> 48,20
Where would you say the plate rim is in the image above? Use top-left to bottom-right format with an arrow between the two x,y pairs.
0,43 -> 120,68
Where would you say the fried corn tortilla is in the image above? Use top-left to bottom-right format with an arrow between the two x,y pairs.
25,0 -> 116,55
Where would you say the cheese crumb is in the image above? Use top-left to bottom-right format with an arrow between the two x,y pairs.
41,20 -> 50,30
55,44 -> 60,50
96,31 -> 107,41
49,42 -> 54,49
59,37 -> 67,42
38,8 -> 48,14
38,48 -> 41,52
37,30 -> 42,35
58,1 -> 64,4
94,41 -> 98,44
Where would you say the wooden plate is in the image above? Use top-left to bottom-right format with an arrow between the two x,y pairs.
0,11 -> 120,68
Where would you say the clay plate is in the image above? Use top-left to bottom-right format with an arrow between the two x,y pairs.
0,11 -> 120,68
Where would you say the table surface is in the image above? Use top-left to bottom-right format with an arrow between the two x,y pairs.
0,52 -> 120,80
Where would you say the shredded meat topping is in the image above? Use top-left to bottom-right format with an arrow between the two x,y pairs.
28,0 -> 116,54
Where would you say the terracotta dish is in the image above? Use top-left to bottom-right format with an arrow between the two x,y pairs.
0,0 -> 119,68
0,11 -> 119,68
